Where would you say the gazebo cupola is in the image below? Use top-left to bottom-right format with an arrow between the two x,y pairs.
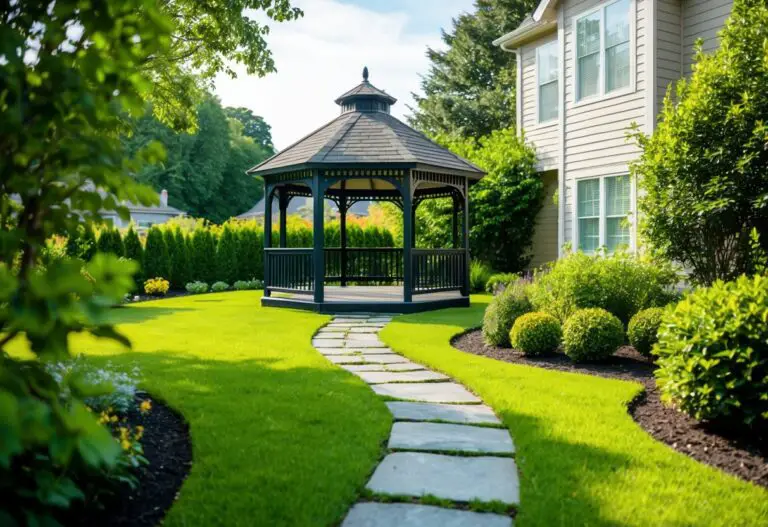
335,67 -> 396,114
248,67 -> 485,314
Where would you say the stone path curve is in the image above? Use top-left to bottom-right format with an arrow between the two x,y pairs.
312,314 -> 519,527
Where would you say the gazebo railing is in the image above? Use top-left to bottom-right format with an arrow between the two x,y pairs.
412,248 -> 466,294
264,248 -> 314,294
324,248 -> 403,284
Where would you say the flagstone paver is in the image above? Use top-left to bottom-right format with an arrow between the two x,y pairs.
367,452 -> 520,504
353,370 -> 449,384
385,402 -> 501,425
312,315 -> 519,525
388,422 -> 514,454
342,503 -> 512,527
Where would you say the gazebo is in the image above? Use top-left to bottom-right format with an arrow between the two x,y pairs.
248,68 -> 485,313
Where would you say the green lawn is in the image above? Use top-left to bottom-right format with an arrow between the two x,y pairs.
380,295 -> 768,527
12,292 -> 391,526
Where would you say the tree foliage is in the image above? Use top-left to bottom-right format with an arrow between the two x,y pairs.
224,107 -> 276,154
631,0 -> 768,284
123,97 -> 269,223
0,0 -> 169,521
409,0 -> 535,138
216,227 -> 238,284
144,227 -> 170,280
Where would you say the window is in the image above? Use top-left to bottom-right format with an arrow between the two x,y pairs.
577,175 -> 631,253
537,40 -> 559,122
575,0 -> 631,101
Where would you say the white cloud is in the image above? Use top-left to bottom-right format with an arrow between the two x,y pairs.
213,0 -> 471,150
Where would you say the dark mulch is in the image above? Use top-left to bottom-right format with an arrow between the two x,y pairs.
124,290 -> 190,304
63,394 -> 193,527
453,329 -> 768,488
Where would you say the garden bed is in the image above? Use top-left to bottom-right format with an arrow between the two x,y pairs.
453,328 -> 768,488
63,394 -> 192,527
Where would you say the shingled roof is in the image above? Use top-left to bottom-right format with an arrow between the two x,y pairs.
248,68 -> 484,178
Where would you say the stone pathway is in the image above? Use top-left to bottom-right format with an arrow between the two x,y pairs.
312,315 -> 519,527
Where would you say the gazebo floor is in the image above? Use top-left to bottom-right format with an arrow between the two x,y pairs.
263,286 -> 469,314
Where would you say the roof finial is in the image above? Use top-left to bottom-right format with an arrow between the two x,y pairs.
362,66 -> 369,82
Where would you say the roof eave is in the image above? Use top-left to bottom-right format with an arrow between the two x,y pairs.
254,161 -> 485,180
493,19 -> 557,50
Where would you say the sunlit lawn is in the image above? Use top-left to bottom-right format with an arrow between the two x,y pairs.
12,291 -> 391,526
381,295 -> 768,527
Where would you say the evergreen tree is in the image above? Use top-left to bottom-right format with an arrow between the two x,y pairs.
237,228 -> 262,280
81,224 -> 97,260
190,228 -> 216,282
410,0 -> 535,138
204,230 -> 219,282
216,226 -> 238,283
96,227 -> 123,256
163,229 -> 178,287
143,226 -> 170,279
123,227 -> 144,290
65,225 -> 82,257
172,230 -> 190,288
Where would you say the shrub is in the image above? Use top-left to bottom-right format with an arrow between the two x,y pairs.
510,312 -> 562,356
144,277 -> 170,296
97,227 -> 124,256
527,251 -> 679,324
485,272 -> 518,294
216,226 -> 238,284
190,228 -> 216,282
123,227 -> 144,289
211,281 -> 230,292
171,229 -> 190,288
47,358 -> 141,414
234,279 -> 263,290
482,283 -> 532,347
143,226 -> 169,280
469,260 -> 493,293
627,307 -> 664,357
237,228 -> 262,281
562,308 -> 624,362
654,275 -> 768,426
185,281 -> 209,294
631,0 -> 768,284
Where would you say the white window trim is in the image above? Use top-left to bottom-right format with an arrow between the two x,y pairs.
571,0 -> 636,107
536,40 -> 559,125
573,174 -> 635,254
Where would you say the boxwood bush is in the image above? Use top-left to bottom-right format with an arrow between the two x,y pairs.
482,283 -> 531,347
654,275 -> 768,426
562,308 -> 624,362
211,281 -> 230,293
509,312 -> 562,356
627,307 -> 664,357
526,251 -> 679,324
185,281 -> 209,294
485,272 -> 518,294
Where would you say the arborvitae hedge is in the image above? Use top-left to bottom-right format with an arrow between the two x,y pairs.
81,224 -> 97,260
216,227 -> 238,284
97,228 -> 124,256
237,228 -> 262,281
123,227 -> 144,290
172,229 -> 189,289
144,226 -> 169,279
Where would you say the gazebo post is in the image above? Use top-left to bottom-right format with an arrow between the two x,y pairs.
452,193 -> 459,249
339,190 -> 348,287
263,185 -> 273,298
461,181 -> 470,297
278,187 -> 288,248
403,175 -> 413,303
312,171 -> 325,303
410,201 -> 417,248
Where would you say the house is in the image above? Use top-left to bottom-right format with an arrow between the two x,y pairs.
102,189 -> 185,229
494,0 -> 733,268
236,197 -> 371,221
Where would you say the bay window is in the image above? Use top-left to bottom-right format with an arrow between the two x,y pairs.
575,0 -> 631,101
577,175 -> 631,253
537,40 -> 559,122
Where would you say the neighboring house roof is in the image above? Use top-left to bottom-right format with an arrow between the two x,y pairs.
236,197 -> 371,219
248,69 -> 485,178
493,0 -> 558,49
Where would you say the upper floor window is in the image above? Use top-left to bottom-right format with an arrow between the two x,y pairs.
577,174 -> 631,253
575,0 -> 631,101
537,40 -> 559,122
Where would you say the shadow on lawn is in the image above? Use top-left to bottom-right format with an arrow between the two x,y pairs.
81,349 -> 392,526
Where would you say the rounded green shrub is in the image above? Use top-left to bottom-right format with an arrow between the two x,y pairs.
481,284 -> 531,347
627,307 -> 664,357
185,281 -> 209,294
654,275 -> 768,426
509,312 -> 562,356
562,308 -> 624,362
485,272 -> 518,294
211,281 -> 230,293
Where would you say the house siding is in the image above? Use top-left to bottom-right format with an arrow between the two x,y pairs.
656,0 -> 682,110
528,170 -> 559,268
562,0 -> 647,246
683,0 -> 733,74
520,34 -> 559,171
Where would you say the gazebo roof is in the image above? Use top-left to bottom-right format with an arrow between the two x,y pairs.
248,68 -> 484,178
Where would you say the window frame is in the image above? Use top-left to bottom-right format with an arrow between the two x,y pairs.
572,0 -> 635,105
536,39 -> 559,124
573,174 -> 634,254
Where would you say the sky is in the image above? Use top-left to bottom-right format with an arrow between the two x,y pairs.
213,0 -> 476,150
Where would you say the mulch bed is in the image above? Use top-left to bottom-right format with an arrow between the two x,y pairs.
452,329 -> 768,489
63,394 -> 193,527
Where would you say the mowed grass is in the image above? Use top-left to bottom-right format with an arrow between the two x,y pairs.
380,295 -> 768,527
10,292 -> 391,526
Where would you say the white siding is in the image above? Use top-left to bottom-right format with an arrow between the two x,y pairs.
520,34 -> 559,171
528,170 -> 559,268
682,0 -> 733,74
656,0 -> 682,110
562,0 -> 646,245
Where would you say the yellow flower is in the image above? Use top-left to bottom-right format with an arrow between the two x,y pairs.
139,400 -> 152,414
121,439 -> 132,451
135,425 -> 145,440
